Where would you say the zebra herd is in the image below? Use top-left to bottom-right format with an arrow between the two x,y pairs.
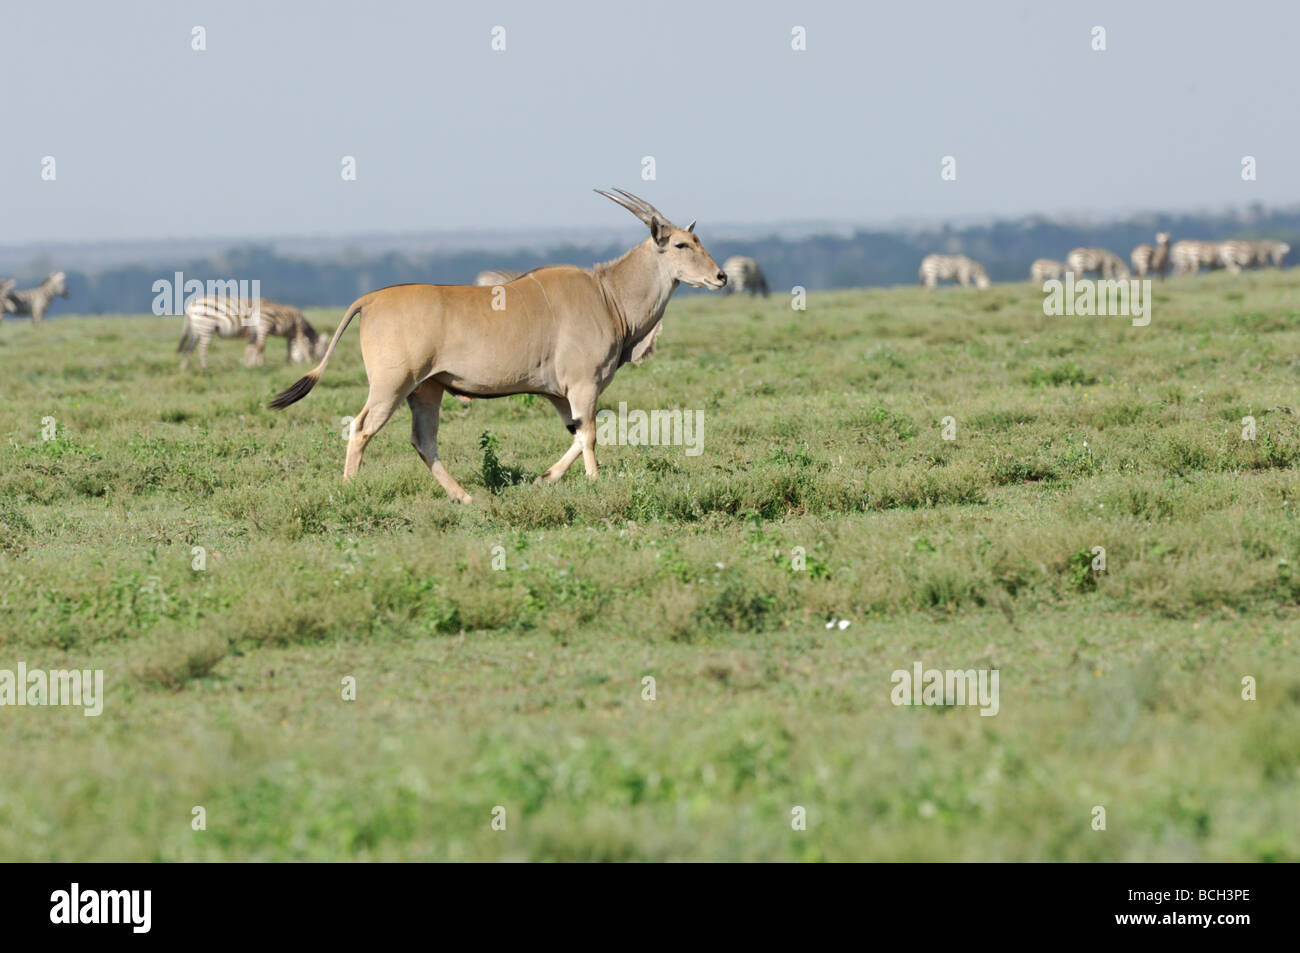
922,232 -> 1291,289
4,232 -> 1289,355
1170,238 -> 1291,275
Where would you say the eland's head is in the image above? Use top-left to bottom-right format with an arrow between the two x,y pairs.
595,188 -> 727,290
1155,232 -> 1170,246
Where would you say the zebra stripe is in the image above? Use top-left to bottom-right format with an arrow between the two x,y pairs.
1066,248 -> 1130,279
178,295 -> 323,371
1170,240 -> 1221,275
1030,259 -> 1067,282
919,254 -> 990,289
1248,239 -> 1290,268
3,271 -> 68,325
1172,239 -> 1289,275
1217,240 -> 1261,274
721,256 -> 770,297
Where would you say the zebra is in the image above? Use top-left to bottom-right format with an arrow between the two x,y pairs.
919,254 -> 990,289
1216,239 -> 1290,272
1130,233 -> 1171,279
1217,240 -> 1263,274
721,256 -> 770,296
1030,259 -> 1068,282
1251,240 -> 1290,268
473,269 -> 522,287
1066,248 -> 1130,280
1170,240 -> 1222,276
3,271 -> 68,325
178,294 -> 326,371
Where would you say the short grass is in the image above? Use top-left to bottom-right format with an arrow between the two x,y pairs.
1,270 -> 1298,860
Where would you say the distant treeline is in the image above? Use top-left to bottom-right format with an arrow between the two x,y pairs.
25,206 -> 1300,315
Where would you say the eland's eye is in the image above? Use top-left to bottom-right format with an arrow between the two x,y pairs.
674,242 -> 689,249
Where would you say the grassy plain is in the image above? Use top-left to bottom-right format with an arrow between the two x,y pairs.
1,270 -> 1298,860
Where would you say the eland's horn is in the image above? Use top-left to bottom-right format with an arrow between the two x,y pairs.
611,188 -> 669,224
594,188 -> 671,228
594,188 -> 653,226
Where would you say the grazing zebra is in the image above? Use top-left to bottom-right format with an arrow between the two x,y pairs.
1217,239 -> 1290,272
1170,240 -> 1223,276
1030,259 -> 1068,282
1130,233 -> 1171,279
1217,240 -> 1263,274
3,271 -> 68,325
1251,240 -> 1290,268
721,256 -> 770,296
1066,248 -> 1130,280
178,295 -> 326,371
473,269 -> 522,287
919,254 -> 991,289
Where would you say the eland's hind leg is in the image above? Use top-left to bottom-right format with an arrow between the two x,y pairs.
572,389 -> 600,478
537,395 -> 582,483
343,389 -> 405,481
408,379 -> 472,503
537,388 -> 600,482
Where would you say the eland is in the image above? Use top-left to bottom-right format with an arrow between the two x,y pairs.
474,269 -> 523,287
269,188 -> 727,503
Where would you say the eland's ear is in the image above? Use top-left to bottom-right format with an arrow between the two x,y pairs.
650,217 -> 673,247
686,220 -> 696,233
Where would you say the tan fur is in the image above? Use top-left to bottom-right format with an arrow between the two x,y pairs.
270,189 -> 726,503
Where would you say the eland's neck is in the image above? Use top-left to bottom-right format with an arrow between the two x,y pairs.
595,240 -> 677,344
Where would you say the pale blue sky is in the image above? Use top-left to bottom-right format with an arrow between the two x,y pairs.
3,0 -> 1297,243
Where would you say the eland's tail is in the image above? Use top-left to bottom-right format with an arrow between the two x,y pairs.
268,298 -> 365,409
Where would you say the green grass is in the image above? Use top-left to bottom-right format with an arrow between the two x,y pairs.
2,270 -> 1298,860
